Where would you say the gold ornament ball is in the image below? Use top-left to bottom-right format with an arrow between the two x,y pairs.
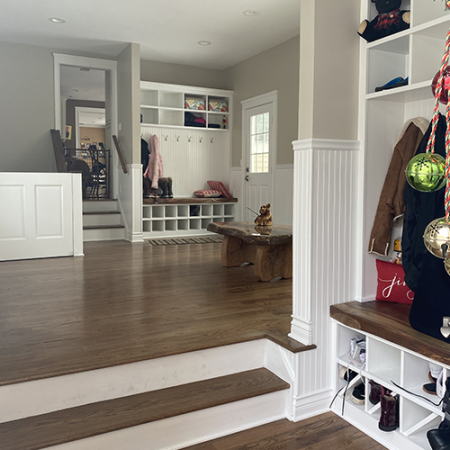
405,153 -> 446,192
445,258 -> 450,276
423,217 -> 450,259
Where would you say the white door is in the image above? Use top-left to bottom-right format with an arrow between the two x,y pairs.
243,100 -> 276,222
0,173 -> 74,261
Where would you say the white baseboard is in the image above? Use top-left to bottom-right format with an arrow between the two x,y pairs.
291,388 -> 332,422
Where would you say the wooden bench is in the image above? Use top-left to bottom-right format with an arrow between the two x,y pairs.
330,301 -> 450,365
207,221 -> 292,282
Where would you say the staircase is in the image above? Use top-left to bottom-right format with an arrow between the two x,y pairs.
0,341 -> 291,450
83,199 -> 125,241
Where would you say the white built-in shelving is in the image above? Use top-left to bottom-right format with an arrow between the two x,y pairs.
357,0 -> 450,300
140,81 -> 233,131
332,321 -> 447,450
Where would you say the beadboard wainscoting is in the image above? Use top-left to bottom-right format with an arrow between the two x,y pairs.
229,165 -> 294,226
141,126 -> 231,197
289,138 -> 359,420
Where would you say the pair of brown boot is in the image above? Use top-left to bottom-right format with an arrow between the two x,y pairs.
369,380 -> 399,432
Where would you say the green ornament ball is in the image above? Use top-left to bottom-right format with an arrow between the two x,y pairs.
423,217 -> 450,259
405,153 -> 446,192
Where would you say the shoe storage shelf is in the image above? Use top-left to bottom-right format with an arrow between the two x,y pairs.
330,301 -> 450,450
142,198 -> 237,238
357,0 -> 450,300
140,81 -> 233,131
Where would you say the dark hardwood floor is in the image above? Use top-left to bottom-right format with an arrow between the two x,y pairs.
0,240 -> 306,385
183,412 -> 386,450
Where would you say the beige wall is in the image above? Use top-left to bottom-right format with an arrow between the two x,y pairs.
117,43 -> 141,164
140,60 -> 225,90
0,41 -> 56,172
224,37 -> 299,167
298,0 -> 360,140
79,127 -> 106,148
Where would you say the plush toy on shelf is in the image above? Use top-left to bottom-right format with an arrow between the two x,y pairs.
358,0 -> 410,43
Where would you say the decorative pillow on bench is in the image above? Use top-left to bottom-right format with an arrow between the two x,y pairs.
194,189 -> 222,198
207,180 -> 232,198
375,259 -> 414,305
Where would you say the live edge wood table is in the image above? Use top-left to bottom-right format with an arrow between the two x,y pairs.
207,221 -> 292,282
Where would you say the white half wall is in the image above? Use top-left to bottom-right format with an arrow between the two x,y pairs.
0,172 -> 83,261
289,139 -> 359,418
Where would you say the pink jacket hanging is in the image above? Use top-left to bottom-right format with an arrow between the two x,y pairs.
144,134 -> 164,189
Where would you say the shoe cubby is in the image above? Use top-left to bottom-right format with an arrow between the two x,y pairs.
367,338 -> 401,386
160,91 -> 183,108
142,201 -> 235,238
141,89 -> 158,107
159,109 -> 183,127
140,107 -> 158,125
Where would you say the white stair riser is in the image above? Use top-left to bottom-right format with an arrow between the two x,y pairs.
83,214 -> 122,227
0,340 -> 267,422
83,201 -> 118,214
40,391 -> 288,450
83,227 -> 125,241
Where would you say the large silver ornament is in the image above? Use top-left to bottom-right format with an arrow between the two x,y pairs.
423,217 -> 450,259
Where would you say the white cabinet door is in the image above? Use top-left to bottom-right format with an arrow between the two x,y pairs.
0,173 -> 74,261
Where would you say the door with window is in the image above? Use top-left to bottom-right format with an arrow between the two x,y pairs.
242,96 -> 276,222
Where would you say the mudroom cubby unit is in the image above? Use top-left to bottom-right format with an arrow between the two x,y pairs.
357,0 -> 450,301
142,198 -> 237,238
140,81 -> 233,130
332,321 -> 447,450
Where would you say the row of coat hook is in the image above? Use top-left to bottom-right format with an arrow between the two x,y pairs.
161,134 -> 214,144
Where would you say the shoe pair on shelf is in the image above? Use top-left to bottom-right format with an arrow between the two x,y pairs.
428,377 -> 450,450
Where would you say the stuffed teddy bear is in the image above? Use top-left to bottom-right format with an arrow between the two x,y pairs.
358,0 -> 410,43
254,203 -> 273,226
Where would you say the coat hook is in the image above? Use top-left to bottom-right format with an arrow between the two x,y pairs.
188,136 -> 192,142
210,138 -> 214,144
199,137 -> 203,143
176,135 -> 180,141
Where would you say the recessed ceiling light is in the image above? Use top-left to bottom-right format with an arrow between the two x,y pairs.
243,10 -> 259,17
49,17 -> 65,23
198,40 -> 211,46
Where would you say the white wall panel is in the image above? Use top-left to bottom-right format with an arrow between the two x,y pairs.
35,185 -> 64,237
290,139 -> 359,417
0,185 -> 25,239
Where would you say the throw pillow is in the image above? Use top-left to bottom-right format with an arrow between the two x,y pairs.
193,189 -> 222,198
207,180 -> 232,198
375,259 -> 414,305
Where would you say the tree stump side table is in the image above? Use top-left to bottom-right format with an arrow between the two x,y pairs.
207,221 -> 293,282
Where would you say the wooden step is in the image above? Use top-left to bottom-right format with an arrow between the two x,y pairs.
83,211 -> 121,215
0,368 -> 289,450
83,224 -> 124,230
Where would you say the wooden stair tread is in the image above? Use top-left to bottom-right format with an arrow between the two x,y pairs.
0,368 -> 289,450
330,301 -> 450,365
83,211 -> 120,215
83,224 -> 124,230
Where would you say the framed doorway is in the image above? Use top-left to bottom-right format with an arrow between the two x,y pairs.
241,91 -> 278,222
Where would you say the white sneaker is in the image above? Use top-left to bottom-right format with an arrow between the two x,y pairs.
350,337 -> 366,367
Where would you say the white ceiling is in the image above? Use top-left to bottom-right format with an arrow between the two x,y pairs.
0,0 -> 300,70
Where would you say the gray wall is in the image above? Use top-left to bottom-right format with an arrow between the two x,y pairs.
117,43 -> 141,164
65,100 -> 105,148
299,0 -> 359,140
223,37 -> 299,167
141,60 -> 226,90
0,41 -> 56,172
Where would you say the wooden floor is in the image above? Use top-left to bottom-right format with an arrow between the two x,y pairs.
0,240 -> 307,385
183,412 -> 386,450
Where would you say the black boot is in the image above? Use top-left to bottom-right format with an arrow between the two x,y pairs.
428,377 -> 450,450
159,178 -> 169,198
167,177 -> 173,198
378,387 -> 399,432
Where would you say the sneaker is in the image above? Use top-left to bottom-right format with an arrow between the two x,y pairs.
350,337 -> 366,367
339,366 -> 358,382
351,382 -> 366,406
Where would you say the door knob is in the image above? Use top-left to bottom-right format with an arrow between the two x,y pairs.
245,175 -> 249,182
